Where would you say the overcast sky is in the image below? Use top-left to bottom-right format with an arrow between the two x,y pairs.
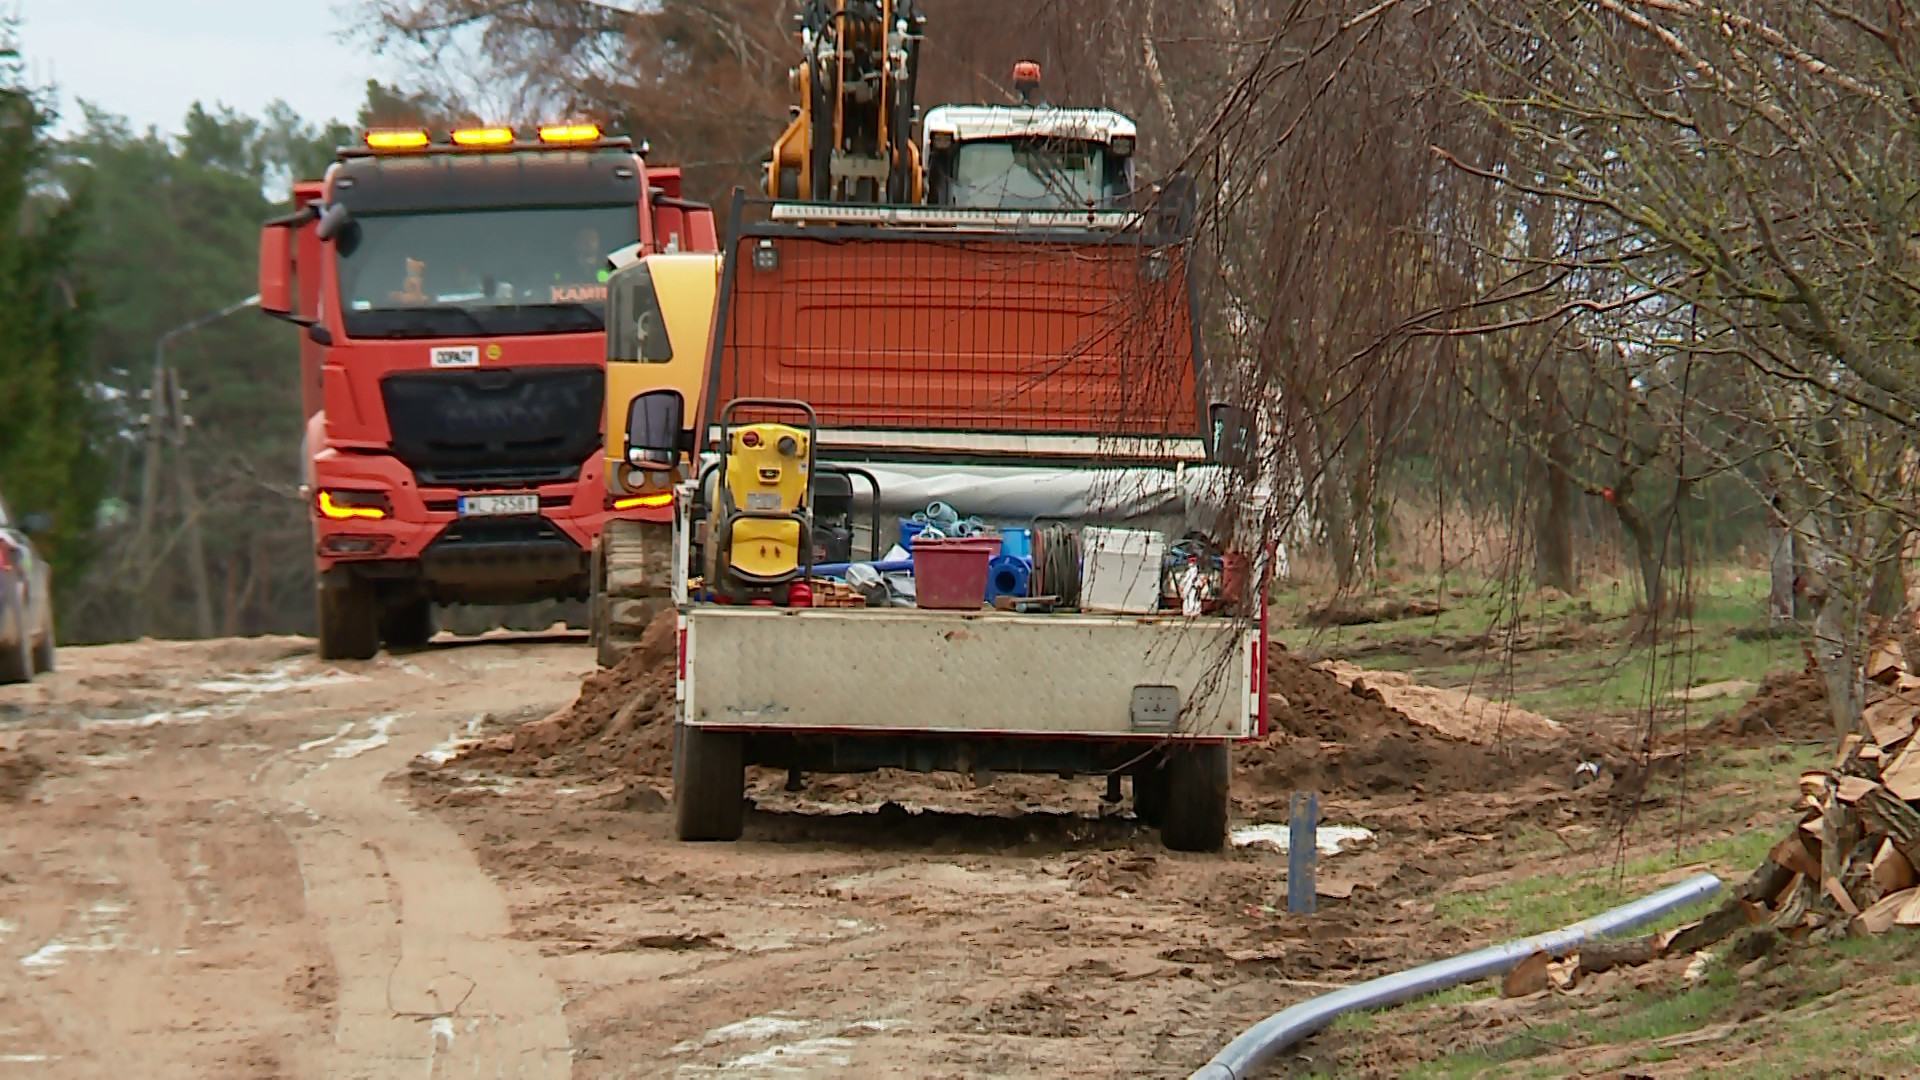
21,0 -> 384,136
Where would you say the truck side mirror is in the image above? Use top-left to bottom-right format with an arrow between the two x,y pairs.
626,390 -> 684,471
18,511 -> 51,536
259,203 -> 318,325
1209,403 -> 1254,468
315,202 -> 353,241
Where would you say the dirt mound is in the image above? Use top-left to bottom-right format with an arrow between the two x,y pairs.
1242,651 -> 1575,797
1313,659 -> 1563,743
448,611 -> 677,780
1719,657 -> 1831,742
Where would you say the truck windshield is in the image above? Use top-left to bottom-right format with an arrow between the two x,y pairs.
336,205 -> 639,338
947,139 -> 1122,210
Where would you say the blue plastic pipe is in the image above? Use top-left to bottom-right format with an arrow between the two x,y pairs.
813,559 -> 914,578
1187,872 -> 1723,1080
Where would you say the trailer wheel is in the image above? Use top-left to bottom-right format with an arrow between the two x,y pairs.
1160,742 -> 1230,852
1133,759 -> 1169,827
673,723 -> 744,841
379,597 -> 434,649
317,578 -> 379,661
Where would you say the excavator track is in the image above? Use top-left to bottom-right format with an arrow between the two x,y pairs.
593,518 -> 674,668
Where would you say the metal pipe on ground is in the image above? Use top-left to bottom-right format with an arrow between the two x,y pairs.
1188,872 -> 1724,1080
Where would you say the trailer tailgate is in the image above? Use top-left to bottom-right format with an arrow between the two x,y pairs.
681,607 -> 1256,738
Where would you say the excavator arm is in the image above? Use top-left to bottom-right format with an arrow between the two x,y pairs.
765,0 -> 924,204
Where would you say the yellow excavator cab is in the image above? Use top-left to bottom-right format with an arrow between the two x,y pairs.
603,252 -> 722,498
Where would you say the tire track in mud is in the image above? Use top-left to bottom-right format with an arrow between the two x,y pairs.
270,714 -> 574,1079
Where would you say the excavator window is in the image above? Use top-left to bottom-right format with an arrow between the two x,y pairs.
936,138 -> 1127,210
606,262 -> 675,363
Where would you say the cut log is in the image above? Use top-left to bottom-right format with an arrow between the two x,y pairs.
1872,839 -> 1918,893
1856,785 -> 1920,868
1502,950 -> 1550,997
1836,776 -> 1878,804
1864,697 -> 1920,749
1769,834 -> 1822,881
1739,858 -> 1798,907
1857,887 -> 1916,934
1882,742 -> 1920,801
1667,900 -> 1753,956
1867,640 -> 1905,685
1577,934 -> 1662,974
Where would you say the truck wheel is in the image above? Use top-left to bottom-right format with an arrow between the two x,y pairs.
31,605 -> 54,674
1133,760 -> 1169,827
0,600 -> 30,684
1160,742 -> 1231,852
379,597 -> 434,649
317,578 -> 380,661
673,723 -> 744,841
599,518 -> 672,667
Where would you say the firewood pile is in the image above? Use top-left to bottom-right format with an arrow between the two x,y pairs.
1680,639 -> 1920,942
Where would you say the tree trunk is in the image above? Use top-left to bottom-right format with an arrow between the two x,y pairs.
1534,454 -> 1576,592
1533,377 -> 1577,592
1805,533 -> 1860,738
1868,515 -> 1907,619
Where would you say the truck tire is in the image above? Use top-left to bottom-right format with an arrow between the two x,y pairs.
31,605 -> 54,674
379,597 -> 434,649
673,723 -> 744,841
1160,742 -> 1231,852
1133,759 -> 1169,827
0,600 -> 30,684
598,518 -> 672,668
317,578 -> 379,661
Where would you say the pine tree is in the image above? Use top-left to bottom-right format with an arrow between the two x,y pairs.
0,26 -> 99,589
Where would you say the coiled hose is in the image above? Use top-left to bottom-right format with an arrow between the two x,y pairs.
1030,523 -> 1081,607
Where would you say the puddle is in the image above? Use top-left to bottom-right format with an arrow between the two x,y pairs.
418,715 -> 485,766
1230,823 -> 1376,856
20,901 -> 128,975
673,1016 -> 815,1053
298,722 -> 355,753
81,707 -> 215,730
195,661 -> 365,696
331,715 -> 399,759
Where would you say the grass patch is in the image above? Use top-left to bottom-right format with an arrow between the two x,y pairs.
1434,826 -> 1782,938
1272,568 -> 1804,720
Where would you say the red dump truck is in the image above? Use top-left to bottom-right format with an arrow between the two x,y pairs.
629,187 -> 1267,851
257,124 -> 716,659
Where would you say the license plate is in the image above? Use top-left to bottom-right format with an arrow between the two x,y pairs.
746,492 -> 783,511
458,494 -> 539,517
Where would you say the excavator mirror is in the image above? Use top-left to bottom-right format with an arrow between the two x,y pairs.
626,389 -> 684,471
1209,403 -> 1254,468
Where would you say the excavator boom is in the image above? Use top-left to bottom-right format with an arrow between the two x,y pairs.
766,0 -> 924,204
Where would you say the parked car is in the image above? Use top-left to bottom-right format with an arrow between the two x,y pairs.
0,491 -> 55,684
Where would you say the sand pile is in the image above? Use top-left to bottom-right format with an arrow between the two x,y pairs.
1312,659 -> 1563,743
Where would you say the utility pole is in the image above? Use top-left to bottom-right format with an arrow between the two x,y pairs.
133,294 -> 260,639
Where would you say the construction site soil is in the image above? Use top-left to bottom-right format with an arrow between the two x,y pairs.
0,624 -> 1667,1078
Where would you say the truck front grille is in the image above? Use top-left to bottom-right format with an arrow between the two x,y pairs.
381,366 -> 601,488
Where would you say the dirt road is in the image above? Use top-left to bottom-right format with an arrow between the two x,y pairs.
0,633 -> 1590,1077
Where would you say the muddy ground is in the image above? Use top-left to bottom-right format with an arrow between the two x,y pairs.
0,629 -> 1642,1078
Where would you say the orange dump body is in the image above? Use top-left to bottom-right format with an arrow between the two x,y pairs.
709,217 -> 1202,441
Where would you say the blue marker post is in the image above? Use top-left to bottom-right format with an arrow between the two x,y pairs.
1288,790 -> 1319,914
